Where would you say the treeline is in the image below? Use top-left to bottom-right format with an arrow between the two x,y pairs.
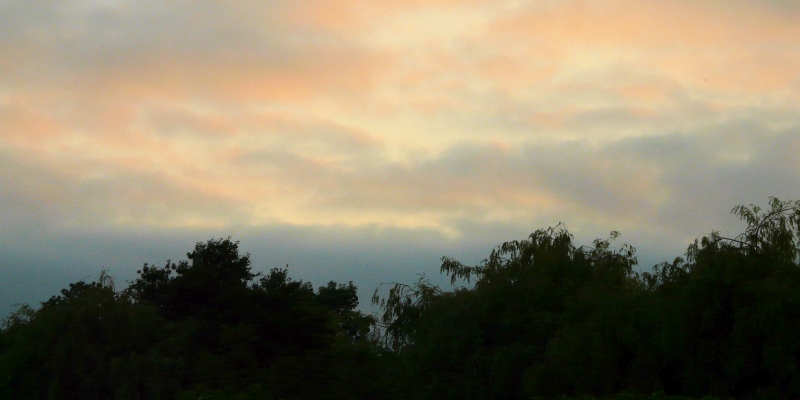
1,198 -> 799,399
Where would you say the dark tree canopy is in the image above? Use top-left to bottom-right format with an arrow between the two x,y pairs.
3,198 -> 800,400
125,237 -> 255,319
1,237 -> 391,400
370,198 -> 800,400
185,237 -> 255,285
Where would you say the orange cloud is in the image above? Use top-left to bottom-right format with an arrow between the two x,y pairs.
493,0 -> 799,49
487,0 -> 800,98
1,0 -> 798,239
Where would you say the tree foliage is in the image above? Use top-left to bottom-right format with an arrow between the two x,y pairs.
0,239 -> 390,400
3,199 -> 800,399
371,198 -> 800,400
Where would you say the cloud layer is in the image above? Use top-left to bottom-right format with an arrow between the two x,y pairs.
2,0 -> 799,308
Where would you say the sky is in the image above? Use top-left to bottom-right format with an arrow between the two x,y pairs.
1,0 -> 799,313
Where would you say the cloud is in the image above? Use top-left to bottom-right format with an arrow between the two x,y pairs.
3,80 -> 798,241
0,0 -> 394,105
0,146 -> 248,232
1,0 -> 799,311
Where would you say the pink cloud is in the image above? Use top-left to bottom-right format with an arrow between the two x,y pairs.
0,0 -> 798,236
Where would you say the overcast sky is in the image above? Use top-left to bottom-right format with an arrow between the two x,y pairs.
2,0 -> 799,313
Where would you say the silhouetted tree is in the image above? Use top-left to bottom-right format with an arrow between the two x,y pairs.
372,199 -> 800,400
5,199 -> 800,400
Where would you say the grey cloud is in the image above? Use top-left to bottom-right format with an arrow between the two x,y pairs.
319,143 -> 540,214
230,116 -> 384,178
2,0 -> 799,318
0,151 -> 75,231
4,109 -> 792,249
2,118 -> 796,315
239,113 -> 383,156
732,0 -> 800,14
313,139 -> 644,219
614,120 -> 800,230
236,150 -> 338,186
284,117 -> 800,243
0,146 -> 248,232
0,1 -> 286,54
568,106 -> 656,128
523,120 -> 800,237
0,0 -> 384,101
